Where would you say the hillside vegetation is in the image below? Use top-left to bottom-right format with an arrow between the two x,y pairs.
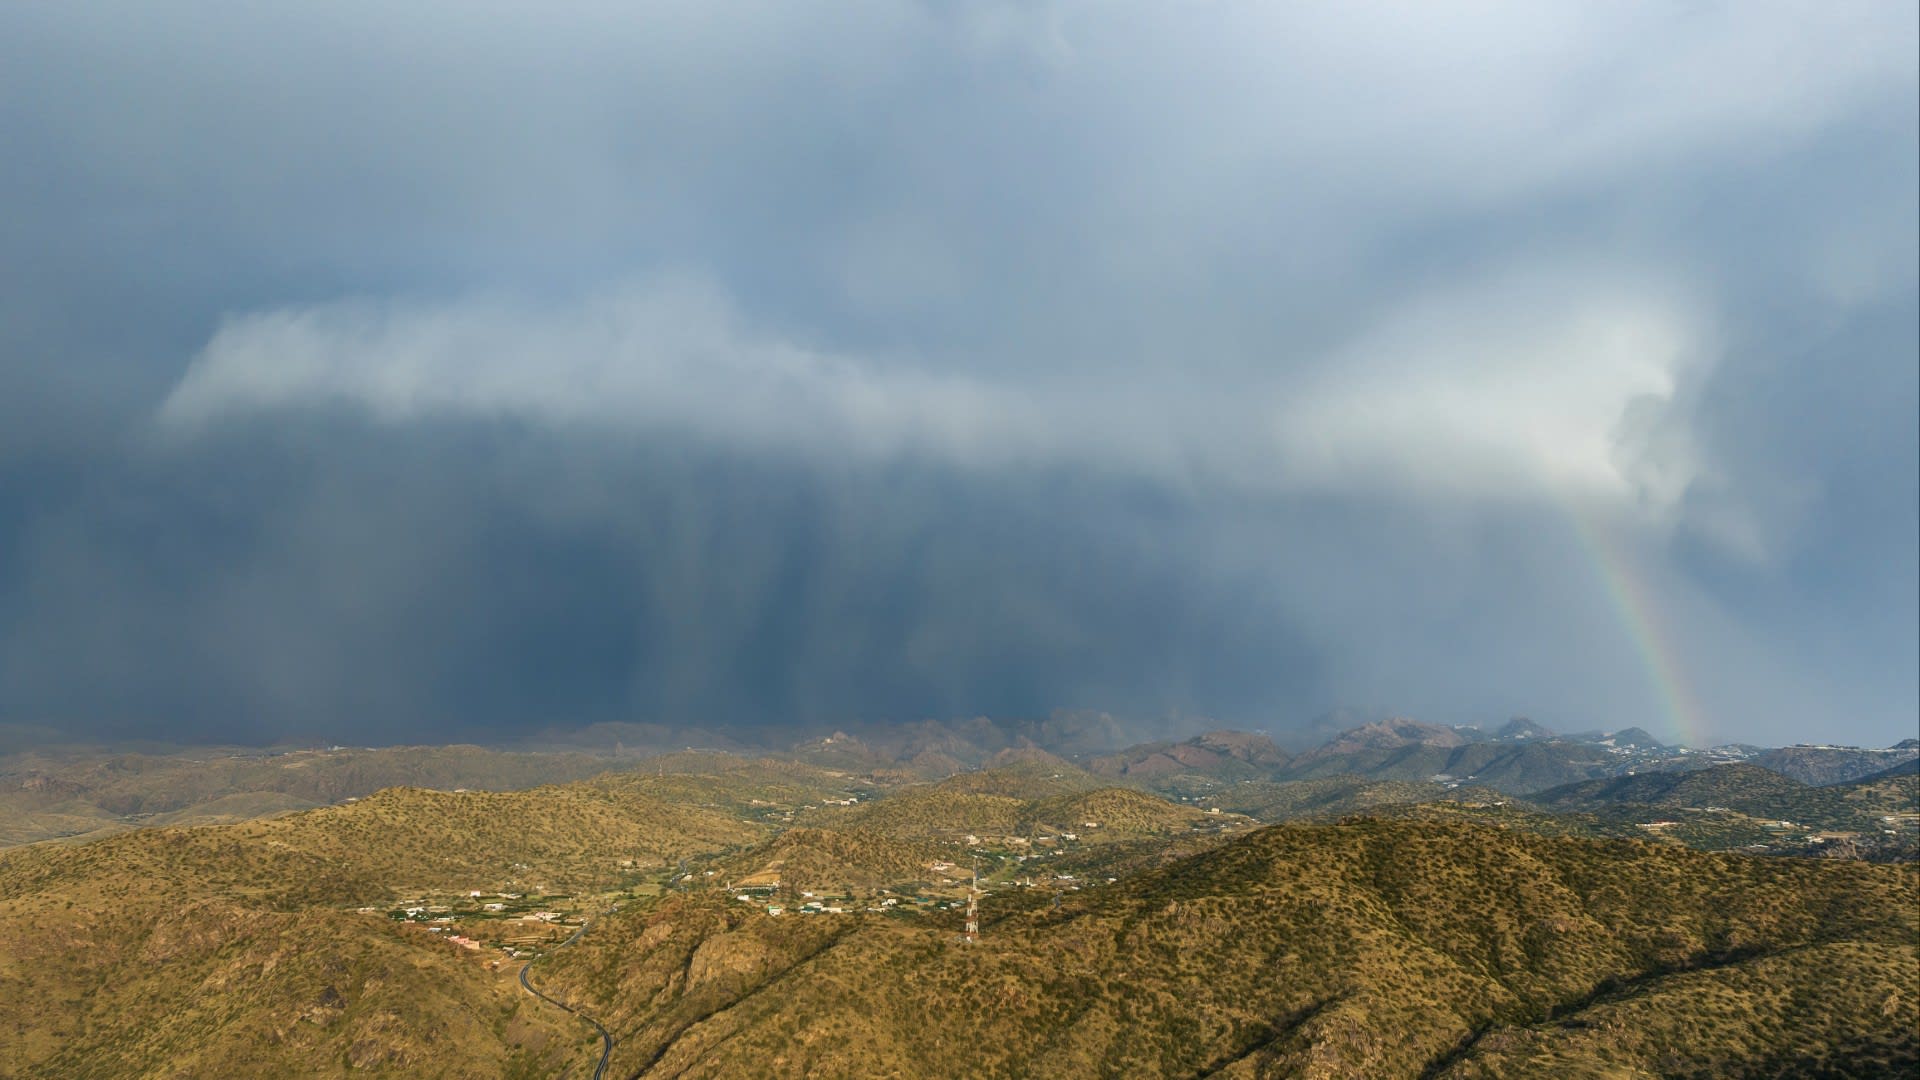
0,774 -> 788,1078
713,828 -> 947,894
1529,764 -> 1920,857
1,732 -> 1915,1078
0,744 -> 627,848
1752,743 -> 1920,786
1208,777 -> 1455,821
1279,740 -> 1621,794
1018,788 -> 1213,837
811,788 -> 1030,841
543,819 -> 1918,1079
0,900 -> 575,1079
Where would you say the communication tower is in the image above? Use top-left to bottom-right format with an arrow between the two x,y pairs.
963,858 -> 980,943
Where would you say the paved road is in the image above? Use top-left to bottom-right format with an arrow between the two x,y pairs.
519,918 -> 614,1080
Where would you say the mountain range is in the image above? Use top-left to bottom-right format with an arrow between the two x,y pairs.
7,715 -> 1916,853
0,716 -> 1915,1076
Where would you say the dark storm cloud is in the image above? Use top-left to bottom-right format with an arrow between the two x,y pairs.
0,421 -> 1328,742
0,2 -> 1913,745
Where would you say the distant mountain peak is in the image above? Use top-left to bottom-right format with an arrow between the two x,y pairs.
1609,727 -> 1664,748
1084,729 -> 1291,781
1494,717 -> 1554,741
1188,730 -> 1289,765
1305,718 -> 1470,758
983,746 -> 1073,770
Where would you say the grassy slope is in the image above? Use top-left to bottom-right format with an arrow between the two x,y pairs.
714,828 -> 949,893
0,744 -> 628,849
1,759 -> 1914,1078
1435,941 -> 1918,1079
0,780 -> 769,1078
813,789 -> 1030,840
0,900 -> 573,1079
1210,777 -> 1453,821
1018,787 -> 1212,836
547,820 -> 1917,1079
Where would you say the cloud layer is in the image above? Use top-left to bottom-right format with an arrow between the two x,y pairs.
160,267 -> 1710,512
1,1 -> 1914,745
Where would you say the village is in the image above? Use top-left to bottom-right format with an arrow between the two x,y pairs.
362,799 -> 1261,974
373,889 -> 600,971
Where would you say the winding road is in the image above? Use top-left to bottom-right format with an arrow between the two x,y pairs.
518,917 -> 614,1080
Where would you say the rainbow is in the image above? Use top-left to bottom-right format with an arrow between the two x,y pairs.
1568,510 -> 1708,748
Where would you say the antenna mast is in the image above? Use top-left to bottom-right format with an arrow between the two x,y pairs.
963,857 -> 980,944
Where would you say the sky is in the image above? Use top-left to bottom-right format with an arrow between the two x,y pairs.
0,2 -> 1914,748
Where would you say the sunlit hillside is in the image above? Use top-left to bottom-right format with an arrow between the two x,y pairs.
543,819 -> 1919,1079
0,744 -> 628,848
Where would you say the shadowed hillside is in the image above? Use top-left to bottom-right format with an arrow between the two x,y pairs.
1526,764 -> 1920,859
1277,739 -> 1622,794
1532,764 -> 1808,812
1087,730 -> 1291,784
1752,743 -> 1920,786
